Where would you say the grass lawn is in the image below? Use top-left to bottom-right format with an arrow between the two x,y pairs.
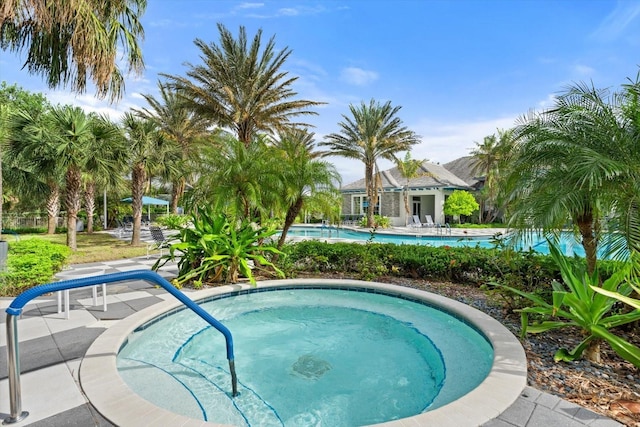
23,232 -> 149,264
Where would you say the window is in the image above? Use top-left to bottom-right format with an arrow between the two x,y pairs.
353,195 -> 379,215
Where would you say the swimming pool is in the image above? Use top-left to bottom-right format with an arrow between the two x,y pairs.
82,279 -> 527,426
281,226 -> 589,256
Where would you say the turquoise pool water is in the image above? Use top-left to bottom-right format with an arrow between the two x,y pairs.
282,226 -> 588,256
116,288 -> 493,426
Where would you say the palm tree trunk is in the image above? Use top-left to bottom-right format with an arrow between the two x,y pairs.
277,196 -> 304,250
65,166 -> 82,250
170,180 -> 179,214
84,180 -> 96,233
46,182 -> 60,234
170,177 -> 186,214
131,163 -> 146,246
365,163 -> 374,227
576,211 -> 597,275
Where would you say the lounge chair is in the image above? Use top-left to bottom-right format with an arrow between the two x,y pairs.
424,215 -> 436,228
410,215 -> 423,228
147,226 -> 171,259
115,219 -> 133,238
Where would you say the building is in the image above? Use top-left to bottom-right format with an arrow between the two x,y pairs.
340,159 -> 476,226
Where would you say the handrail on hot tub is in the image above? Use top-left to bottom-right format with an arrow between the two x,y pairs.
3,270 -> 238,424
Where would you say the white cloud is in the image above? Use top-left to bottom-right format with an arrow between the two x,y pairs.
278,8 -> 299,16
45,90 -> 145,121
340,67 -> 378,86
238,2 -> 264,9
537,93 -> 557,110
244,5 -> 326,19
591,2 -> 640,42
574,64 -> 595,76
409,116 -> 519,165
317,115 -> 520,185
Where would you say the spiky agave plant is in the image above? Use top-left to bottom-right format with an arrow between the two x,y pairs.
494,242 -> 640,367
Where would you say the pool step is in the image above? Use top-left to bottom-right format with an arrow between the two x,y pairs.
177,356 -> 284,426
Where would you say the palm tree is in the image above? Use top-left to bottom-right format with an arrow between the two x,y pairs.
121,112 -> 166,246
272,128 -> 341,248
1,0 -> 146,101
6,107 -> 63,234
186,136 -> 280,221
506,82 -> 634,274
163,24 -> 323,146
321,99 -> 420,227
0,104 -> 11,239
83,114 -> 128,233
395,152 -> 425,226
0,83 -> 52,234
471,129 -> 513,223
48,106 -> 96,250
135,81 -> 211,213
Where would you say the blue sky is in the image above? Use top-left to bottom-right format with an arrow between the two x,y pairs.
2,0 -> 640,184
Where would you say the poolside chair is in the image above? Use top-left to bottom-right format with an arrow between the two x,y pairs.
410,215 -> 423,228
115,219 -> 133,238
147,226 -> 171,259
424,215 -> 436,228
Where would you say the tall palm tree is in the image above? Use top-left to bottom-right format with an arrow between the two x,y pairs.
321,99 -> 419,227
83,114 -> 128,233
395,151 -> 425,226
1,0 -> 146,101
0,83 -> 52,233
121,112 -> 166,245
47,106 -> 96,250
163,24 -> 323,146
506,82 -> 634,273
135,81 -> 211,213
6,107 -> 63,234
471,129 -> 513,223
272,128 -> 341,248
0,104 -> 11,239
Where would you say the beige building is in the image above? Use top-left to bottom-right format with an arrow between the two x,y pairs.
340,160 -> 474,226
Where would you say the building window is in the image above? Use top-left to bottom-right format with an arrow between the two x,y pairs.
353,195 -> 379,215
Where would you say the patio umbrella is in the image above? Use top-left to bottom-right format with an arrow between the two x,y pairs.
120,196 -> 170,218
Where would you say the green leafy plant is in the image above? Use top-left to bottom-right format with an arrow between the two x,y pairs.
443,190 -> 479,223
590,252 -> 640,311
493,243 -> 640,367
154,214 -> 190,229
0,239 -> 71,296
154,207 -> 284,286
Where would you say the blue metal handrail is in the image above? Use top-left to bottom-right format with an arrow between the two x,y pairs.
4,270 -> 237,424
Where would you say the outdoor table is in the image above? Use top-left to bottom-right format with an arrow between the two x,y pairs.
55,268 -> 107,319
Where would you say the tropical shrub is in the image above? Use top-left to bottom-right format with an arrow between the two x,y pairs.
443,190 -> 479,223
279,240 -> 562,295
357,215 -> 390,228
154,214 -> 190,229
153,207 -> 284,286
0,239 -> 71,296
493,243 -> 640,367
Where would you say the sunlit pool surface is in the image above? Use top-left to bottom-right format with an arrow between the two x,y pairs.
281,226 -> 588,256
117,288 -> 493,426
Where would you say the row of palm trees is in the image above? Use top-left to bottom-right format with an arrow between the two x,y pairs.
2,24 -> 424,251
470,79 -> 640,275
5,20 -> 640,278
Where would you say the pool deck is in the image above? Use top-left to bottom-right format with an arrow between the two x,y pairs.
0,250 -> 623,426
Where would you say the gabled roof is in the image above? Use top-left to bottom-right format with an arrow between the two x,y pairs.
443,156 -> 484,188
341,160 -> 471,191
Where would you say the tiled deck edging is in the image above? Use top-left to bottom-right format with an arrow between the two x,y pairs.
80,279 -> 527,426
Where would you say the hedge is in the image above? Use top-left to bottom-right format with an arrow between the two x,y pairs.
0,239 -> 71,296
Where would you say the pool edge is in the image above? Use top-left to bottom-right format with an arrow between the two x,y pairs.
80,279 -> 527,427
